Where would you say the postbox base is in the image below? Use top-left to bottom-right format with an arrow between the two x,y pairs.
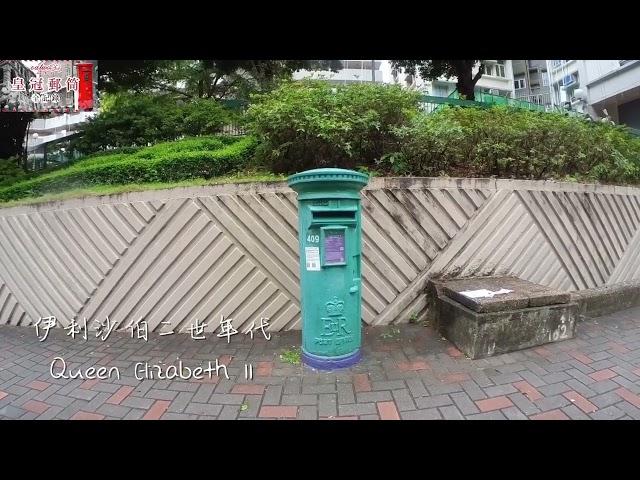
302,349 -> 361,371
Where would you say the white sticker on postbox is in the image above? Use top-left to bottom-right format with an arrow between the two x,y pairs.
305,246 -> 321,271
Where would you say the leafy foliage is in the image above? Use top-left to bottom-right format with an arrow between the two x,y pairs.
383,106 -> 640,183
0,113 -> 34,163
71,93 -> 234,154
0,136 -> 257,202
97,60 -> 177,94
246,81 -> 640,183
391,60 -> 484,100
0,157 -> 27,184
246,80 -> 421,173
98,60 -> 343,101
279,347 -> 301,365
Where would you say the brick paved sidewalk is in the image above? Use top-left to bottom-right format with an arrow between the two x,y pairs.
1,307 -> 640,420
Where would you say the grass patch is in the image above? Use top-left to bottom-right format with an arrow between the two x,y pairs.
280,347 -> 301,365
0,136 -> 265,205
0,170 -> 286,208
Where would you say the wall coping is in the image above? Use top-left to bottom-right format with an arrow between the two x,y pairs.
1,176 -> 640,216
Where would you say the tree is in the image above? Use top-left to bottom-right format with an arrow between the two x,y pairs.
1,80 -> 35,167
71,92 -> 235,153
390,60 -> 485,101
0,113 -> 34,170
98,60 -> 343,101
97,60 -> 176,94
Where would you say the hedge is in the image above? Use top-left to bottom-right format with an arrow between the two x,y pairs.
385,106 -> 640,183
246,80 -> 420,173
0,136 -> 257,202
71,93 -> 236,154
244,81 -> 640,184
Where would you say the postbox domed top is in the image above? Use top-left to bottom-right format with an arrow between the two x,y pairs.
287,168 -> 369,196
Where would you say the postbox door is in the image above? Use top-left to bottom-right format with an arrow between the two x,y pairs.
302,224 -> 360,356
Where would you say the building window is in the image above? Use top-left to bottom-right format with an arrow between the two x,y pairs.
514,78 -> 526,90
483,62 -> 505,77
542,75 -> 549,86
561,74 -> 576,87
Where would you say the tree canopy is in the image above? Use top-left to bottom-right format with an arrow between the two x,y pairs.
1,60 -> 343,166
98,60 -> 343,100
390,60 -> 485,100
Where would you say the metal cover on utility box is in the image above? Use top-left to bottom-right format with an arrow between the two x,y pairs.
441,276 -> 571,313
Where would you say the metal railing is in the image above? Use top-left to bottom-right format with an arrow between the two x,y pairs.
420,91 -> 549,114
221,123 -> 246,136
515,93 -> 552,107
220,99 -> 247,136
419,88 -> 612,120
448,89 -> 548,111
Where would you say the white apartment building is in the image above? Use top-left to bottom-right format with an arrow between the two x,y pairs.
512,60 -> 552,106
547,60 -> 640,128
381,60 -> 515,98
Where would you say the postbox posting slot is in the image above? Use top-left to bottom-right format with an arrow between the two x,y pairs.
320,226 -> 347,267
310,207 -> 357,225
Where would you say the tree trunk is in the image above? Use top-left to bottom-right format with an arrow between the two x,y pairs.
454,60 -> 484,101
457,75 -> 475,101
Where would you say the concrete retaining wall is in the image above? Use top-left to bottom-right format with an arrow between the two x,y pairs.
1,177 -> 639,332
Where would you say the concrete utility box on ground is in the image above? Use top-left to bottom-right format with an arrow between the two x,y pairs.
431,276 -> 577,359
287,168 -> 369,370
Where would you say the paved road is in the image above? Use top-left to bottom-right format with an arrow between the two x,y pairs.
1,307 -> 639,420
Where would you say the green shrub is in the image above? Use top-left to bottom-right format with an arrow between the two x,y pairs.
82,146 -> 143,158
71,93 -> 234,154
0,157 -> 27,184
131,136 -> 226,160
181,99 -> 238,137
0,136 -> 257,202
247,81 -> 640,183
384,106 -> 640,183
246,80 -> 421,173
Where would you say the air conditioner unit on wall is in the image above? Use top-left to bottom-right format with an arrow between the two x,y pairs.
573,88 -> 587,101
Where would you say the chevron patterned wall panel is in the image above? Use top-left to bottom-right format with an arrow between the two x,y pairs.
1,178 -> 639,331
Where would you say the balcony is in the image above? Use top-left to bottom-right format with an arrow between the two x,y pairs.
30,110 -> 96,133
516,93 -> 552,106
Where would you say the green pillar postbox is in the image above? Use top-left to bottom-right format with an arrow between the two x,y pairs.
287,168 -> 369,370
